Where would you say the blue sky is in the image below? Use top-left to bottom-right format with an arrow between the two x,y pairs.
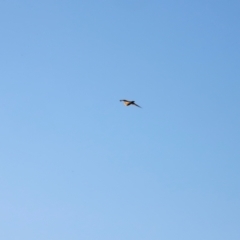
0,0 -> 239,239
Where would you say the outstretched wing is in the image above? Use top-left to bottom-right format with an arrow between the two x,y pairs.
133,102 -> 141,108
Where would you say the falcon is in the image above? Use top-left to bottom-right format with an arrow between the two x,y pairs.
120,99 -> 141,108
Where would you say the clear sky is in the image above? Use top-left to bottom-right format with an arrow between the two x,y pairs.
1,0 -> 239,239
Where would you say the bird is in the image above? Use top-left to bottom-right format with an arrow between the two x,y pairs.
120,99 -> 142,108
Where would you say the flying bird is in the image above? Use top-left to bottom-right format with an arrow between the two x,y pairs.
120,99 -> 142,108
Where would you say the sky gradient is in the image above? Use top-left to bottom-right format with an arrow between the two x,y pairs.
1,1 -> 240,239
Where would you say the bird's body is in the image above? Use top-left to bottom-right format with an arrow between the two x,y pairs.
120,99 -> 141,108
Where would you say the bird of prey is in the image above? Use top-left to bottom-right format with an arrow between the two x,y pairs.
120,99 -> 142,108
